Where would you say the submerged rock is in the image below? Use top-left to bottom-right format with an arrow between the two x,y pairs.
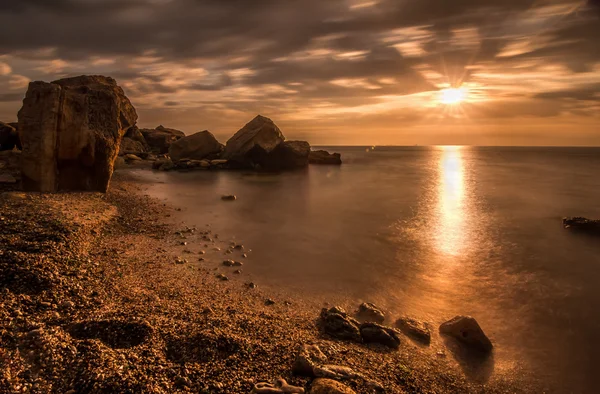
439,315 -> 493,352
563,217 -> 600,235
395,317 -> 431,344
356,302 -> 385,323
359,323 -> 401,349
168,130 -> 223,162
251,378 -> 304,394
310,378 -> 356,394
320,307 -> 362,342
222,115 -> 285,168
18,75 -> 137,192
0,121 -> 20,151
221,195 -> 237,201
309,150 -> 342,165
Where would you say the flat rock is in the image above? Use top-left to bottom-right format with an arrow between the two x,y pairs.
356,302 -> 385,323
310,378 -> 356,394
320,307 -> 362,342
309,150 -> 342,165
168,130 -> 223,162
439,315 -> 493,352
359,323 -> 401,349
395,317 -> 431,344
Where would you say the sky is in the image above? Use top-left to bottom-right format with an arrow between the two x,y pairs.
0,0 -> 599,146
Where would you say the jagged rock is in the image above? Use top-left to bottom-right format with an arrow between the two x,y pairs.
309,150 -> 342,165
292,344 -> 328,377
264,140 -> 310,170
222,115 -> 285,168
356,303 -> 385,323
395,317 -> 431,344
119,125 -> 149,155
0,121 -> 20,151
251,378 -> 304,394
140,125 -> 185,154
310,378 -> 356,394
168,130 -> 223,162
439,316 -> 493,352
18,75 -> 137,192
359,323 -> 401,349
563,217 -> 600,235
320,307 -> 362,342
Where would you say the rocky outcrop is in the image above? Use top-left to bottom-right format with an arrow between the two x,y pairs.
439,316 -> 493,352
265,140 -> 310,170
309,150 -> 342,165
141,125 -> 185,154
359,323 -> 401,349
18,75 -> 137,192
222,115 -> 285,168
310,379 -> 356,394
168,130 -> 223,162
0,121 -> 21,151
319,307 -> 362,342
395,317 -> 431,344
563,217 -> 600,235
356,303 -> 385,323
119,125 -> 149,156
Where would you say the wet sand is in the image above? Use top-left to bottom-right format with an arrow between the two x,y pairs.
0,170 -> 539,393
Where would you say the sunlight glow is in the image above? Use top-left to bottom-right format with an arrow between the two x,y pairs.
439,87 -> 467,105
436,146 -> 465,256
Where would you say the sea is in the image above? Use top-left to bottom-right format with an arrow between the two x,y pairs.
130,146 -> 600,393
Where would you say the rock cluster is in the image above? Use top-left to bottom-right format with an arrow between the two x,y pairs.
140,125 -> 185,154
18,75 -> 137,192
563,216 -> 600,235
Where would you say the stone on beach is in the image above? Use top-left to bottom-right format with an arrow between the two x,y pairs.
395,317 -> 431,344
310,378 -> 356,394
168,130 -> 223,162
119,125 -> 149,156
0,121 -> 21,151
439,315 -> 493,352
251,378 -> 305,394
18,75 -> 137,192
140,125 -> 185,154
320,307 -> 362,342
222,115 -> 285,168
356,302 -> 385,323
222,194 -> 237,201
359,323 -> 401,349
292,344 -> 328,377
309,150 -> 342,165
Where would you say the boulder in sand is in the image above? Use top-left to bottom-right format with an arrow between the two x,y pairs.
309,150 -> 342,165
0,121 -> 21,151
168,130 -> 223,162
18,75 -> 137,192
439,315 -> 493,352
320,307 -> 362,342
140,125 -> 185,154
222,115 -> 285,168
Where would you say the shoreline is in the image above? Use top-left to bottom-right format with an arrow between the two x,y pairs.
1,172 -> 539,393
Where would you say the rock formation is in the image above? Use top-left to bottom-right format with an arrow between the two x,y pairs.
141,125 -> 185,154
265,140 -> 310,170
119,125 -> 149,156
18,75 -> 137,192
319,307 -> 362,342
563,217 -> 600,235
0,121 -> 21,151
359,323 -> 401,349
222,115 -> 285,168
168,130 -> 223,162
395,317 -> 431,344
439,315 -> 493,352
356,303 -> 385,323
309,150 -> 342,165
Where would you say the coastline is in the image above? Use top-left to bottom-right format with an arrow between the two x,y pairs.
1,171 -> 537,393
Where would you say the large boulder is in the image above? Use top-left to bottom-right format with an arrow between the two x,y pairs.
140,125 -> 185,154
439,316 -> 493,352
119,125 -> 149,156
359,323 -> 401,349
309,150 -> 342,165
168,130 -> 223,162
222,115 -> 285,168
264,140 -> 310,170
18,75 -> 137,192
0,122 -> 21,151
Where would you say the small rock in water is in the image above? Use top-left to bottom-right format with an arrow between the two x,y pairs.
356,302 -> 385,323
233,261 -> 243,267
234,244 -> 244,250
216,273 -> 229,281
439,315 -> 493,352
221,195 -> 237,201
395,316 -> 431,344
248,282 -> 257,289
223,259 -> 235,267
234,269 -> 242,274
242,253 -> 248,258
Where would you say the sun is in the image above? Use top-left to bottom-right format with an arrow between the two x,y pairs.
439,87 -> 468,105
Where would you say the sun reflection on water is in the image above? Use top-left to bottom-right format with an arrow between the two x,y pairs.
436,146 -> 466,256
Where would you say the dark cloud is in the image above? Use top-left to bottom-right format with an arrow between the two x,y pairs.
535,84 -> 600,101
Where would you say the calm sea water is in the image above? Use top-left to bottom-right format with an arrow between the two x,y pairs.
131,146 -> 600,393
